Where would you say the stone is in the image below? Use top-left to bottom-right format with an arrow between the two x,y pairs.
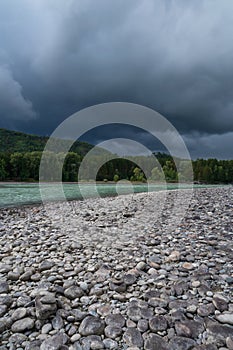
149,315 -> 168,332
79,316 -> 105,336
11,317 -> 34,332
64,285 -> 84,299
216,313 -> 233,325
0,264 -> 11,273
40,332 -> 68,350
197,303 -> 215,317
35,295 -> 57,320
38,260 -> 54,272
226,336 -> 233,350
175,320 -> 204,339
0,281 -> 9,294
144,333 -> 168,350
11,307 -> 27,321
123,328 -> 143,347
105,325 -> 122,339
169,336 -> 196,350
213,295 -> 229,312
105,313 -> 125,328
7,271 -> 20,281
0,305 -> 7,317
166,250 -> 180,262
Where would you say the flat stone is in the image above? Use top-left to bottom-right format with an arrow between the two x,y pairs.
11,317 -> 34,333
105,313 -> 125,328
11,307 -> 27,321
79,316 -> 105,336
64,285 -> 84,299
216,313 -> 233,325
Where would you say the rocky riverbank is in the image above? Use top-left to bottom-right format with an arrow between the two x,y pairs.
0,187 -> 232,349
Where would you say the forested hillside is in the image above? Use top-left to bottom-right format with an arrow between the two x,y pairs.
0,129 -> 232,183
0,128 -> 93,156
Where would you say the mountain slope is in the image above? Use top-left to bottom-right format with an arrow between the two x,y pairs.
0,128 -> 94,156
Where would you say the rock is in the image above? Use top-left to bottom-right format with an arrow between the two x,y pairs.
20,268 -> 34,281
35,295 -> 57,320
124,273 -> 137,285
206,322 -> 233,347
11,317 -> 34,332
0,264 -> 11,273
0,305 -> 7,317
175,320 -> 204,339
7,271 -> 20,281
38,260 -> 54,272
0,281 -> 9,294
197,303 -> 215,317
11,307 -> 27,321
149,316 -> 168,332
182,262 -> 194,270
105,313 -> 125,328
136,261 -> 147,271
79,316 -> 105,336
105,325 -> 122,339
166,250 -> 180,262
226,336 -> 233,350
40,332 -> 68,350
64,285 -> 84,299
212,295 -> 229,311
169,336 -> 196,350
123,328 -> 144,347
52,314 -> 64,329
144,333 -> 168,350
127,306 -> 141,321
216,313 -> 233,325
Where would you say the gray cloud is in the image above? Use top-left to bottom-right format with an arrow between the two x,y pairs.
0,0 -> 233,158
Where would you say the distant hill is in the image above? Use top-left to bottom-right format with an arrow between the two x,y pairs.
0,128 -> 95,156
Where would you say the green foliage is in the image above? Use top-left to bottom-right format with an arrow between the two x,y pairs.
113,174 -> 119,182
0,128 -> 94,156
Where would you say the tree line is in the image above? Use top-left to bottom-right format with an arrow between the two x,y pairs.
0,151 -> 232,183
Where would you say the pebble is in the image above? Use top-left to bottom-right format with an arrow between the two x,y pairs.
0,187 -> 232,349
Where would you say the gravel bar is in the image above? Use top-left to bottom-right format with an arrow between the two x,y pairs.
0,187 -> 233,350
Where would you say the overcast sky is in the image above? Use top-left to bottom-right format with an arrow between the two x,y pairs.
0,0 -> 233,158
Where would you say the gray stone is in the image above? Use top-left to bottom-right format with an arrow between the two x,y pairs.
11,317 -> 34,332
35,295 -> 57,320
149,315 -> 168,332
216,313 -> 233,325
123,328 -> 143,347
169,336 -> 196,350
105,325 -> 122,339
11,307 -> 27,321
144,334 -> 168,350
64,285 -> 84,299
79,316 -> 105,336
38,260 -> 54,272
0,264 -> 11,273
40,332 -> 68,350
175,320 -> 204,339
105,313 -> 125,328
0,281 -> 9,294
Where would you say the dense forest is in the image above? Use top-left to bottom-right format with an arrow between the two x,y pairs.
0,150 -> 232,183
0,129 -> 232,183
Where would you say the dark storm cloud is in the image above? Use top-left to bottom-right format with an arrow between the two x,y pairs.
0,0 -> 233,158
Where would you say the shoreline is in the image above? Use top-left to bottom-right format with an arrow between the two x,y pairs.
0,187 -> 233,349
